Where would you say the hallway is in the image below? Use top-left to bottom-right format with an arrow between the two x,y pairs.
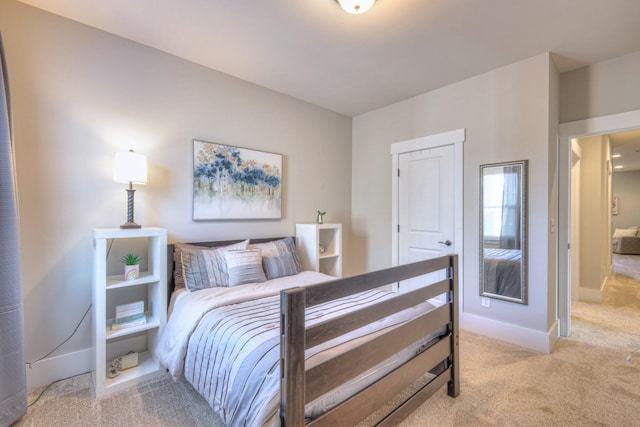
604,267 -> 640,309
570,267 -> 640,356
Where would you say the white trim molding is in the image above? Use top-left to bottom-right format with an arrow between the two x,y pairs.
461,312 -> 558,353
390,128 -> 465,155
26,347 -> 93,391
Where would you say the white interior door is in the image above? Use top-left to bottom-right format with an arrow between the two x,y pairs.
398,145 -> 455,292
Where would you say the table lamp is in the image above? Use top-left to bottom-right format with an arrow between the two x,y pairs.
113,150 -> 147,229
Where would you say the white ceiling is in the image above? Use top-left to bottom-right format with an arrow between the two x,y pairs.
16,0 -> 640,117
610,130 -> 640,173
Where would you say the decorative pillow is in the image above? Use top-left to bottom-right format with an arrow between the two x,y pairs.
249,237 -> 302,273
263,252 -> 298,280
224,249 -> 266,287
174,243 -> 210,290
176,240 -> 249,291
612,228 -> 638,238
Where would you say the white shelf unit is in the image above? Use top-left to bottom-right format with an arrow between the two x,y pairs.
296,223 -> 342,277
92,227 -> 167,398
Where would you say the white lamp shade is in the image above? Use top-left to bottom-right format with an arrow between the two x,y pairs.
113,151 -> 147,184
338,0 -> 375,14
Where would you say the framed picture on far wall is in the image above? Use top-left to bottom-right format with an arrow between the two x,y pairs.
192,140 -> 282,220
612,196 -> 619,215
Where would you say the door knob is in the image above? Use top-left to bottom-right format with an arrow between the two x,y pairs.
438,240 -> 452,246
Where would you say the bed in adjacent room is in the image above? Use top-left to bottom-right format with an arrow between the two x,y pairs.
482,247 -> 522,299
612,228 -> 640,255
156,237 -> 459,426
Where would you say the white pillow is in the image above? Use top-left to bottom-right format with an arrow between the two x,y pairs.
612,228 -> 638,238
224,249 -> 267,286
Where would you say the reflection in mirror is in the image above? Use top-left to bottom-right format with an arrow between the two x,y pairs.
480,160 -> 528,304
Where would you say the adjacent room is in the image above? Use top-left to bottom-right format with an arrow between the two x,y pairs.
2,0 -> 640,426
571,129 -> 640,307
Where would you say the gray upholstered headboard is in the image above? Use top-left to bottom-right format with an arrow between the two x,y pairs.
166,237 -> 292,305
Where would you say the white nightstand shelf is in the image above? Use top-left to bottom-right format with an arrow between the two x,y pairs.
296,223 -> 342,277
104,351 -> 158,390
106,313 -> 160,340
92,227 -> 167,398
105,272 -> 159,289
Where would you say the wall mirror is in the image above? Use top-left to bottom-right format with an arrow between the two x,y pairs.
480,160 -> 528,304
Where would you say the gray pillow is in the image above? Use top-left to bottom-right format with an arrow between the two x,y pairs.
249,237 -> 302,272
174,243 -> 211,290
177,240 -> 249,291
263,252 -> 298,280
224,249 -> 267,287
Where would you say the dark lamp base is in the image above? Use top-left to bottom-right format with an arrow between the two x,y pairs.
120,222 -> 142,229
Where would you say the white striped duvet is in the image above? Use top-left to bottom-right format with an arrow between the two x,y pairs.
156,272 -> 442,426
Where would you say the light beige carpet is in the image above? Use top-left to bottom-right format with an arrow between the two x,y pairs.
400,304 -> 640,426
605,265 -> 640,308
612,253 -> 640,281
15,294 -> 640,426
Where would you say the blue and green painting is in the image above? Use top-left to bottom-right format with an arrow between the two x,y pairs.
193,140 -> 282,220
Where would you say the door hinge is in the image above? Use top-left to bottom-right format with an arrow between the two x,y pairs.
397,224 -> 400,233
398,168 -> 400,177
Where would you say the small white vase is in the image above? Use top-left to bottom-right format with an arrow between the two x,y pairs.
124,264 -> 139,281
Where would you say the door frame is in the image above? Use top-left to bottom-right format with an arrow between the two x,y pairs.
390,128 -> 465,304
570,142 -> 581,303
558,109 -> 640,337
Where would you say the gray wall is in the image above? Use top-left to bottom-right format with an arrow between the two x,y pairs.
0,0 -> 352,387
352,53 -> 558,336
612,170 -> 640,230
561,50 -> 640,123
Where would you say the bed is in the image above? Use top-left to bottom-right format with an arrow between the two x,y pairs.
612,228 -> 640,255
612,237 -> 640,255
483,247 -> 521,299
156,237 -> 459,426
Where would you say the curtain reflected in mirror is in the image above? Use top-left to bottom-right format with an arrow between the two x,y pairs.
480,160 -> 528,304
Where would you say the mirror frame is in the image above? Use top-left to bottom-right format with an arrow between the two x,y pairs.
479,160 -> 528,304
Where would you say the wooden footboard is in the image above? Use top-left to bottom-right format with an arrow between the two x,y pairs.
280,255 -> 459,426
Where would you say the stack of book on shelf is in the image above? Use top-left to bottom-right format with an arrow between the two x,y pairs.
111,301 -> 146,330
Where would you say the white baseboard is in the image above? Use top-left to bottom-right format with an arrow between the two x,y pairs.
580,277 -> 606,303
26,347 -> 93,391
460,312 -> 556,353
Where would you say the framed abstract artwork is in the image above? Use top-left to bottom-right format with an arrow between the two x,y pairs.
193,140 -> 282,220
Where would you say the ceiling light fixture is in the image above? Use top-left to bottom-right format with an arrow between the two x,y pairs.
336,0 -> 375,14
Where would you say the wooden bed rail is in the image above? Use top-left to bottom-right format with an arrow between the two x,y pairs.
280,255 -> 459,427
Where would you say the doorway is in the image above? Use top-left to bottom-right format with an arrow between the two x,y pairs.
558,109 -> 640,336
390,129 -> 465,302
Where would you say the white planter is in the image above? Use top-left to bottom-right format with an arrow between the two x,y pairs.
124,264 -> 139,281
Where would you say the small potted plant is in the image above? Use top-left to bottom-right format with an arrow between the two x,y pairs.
317,210 -> 326,224
121,253 -> 140,281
